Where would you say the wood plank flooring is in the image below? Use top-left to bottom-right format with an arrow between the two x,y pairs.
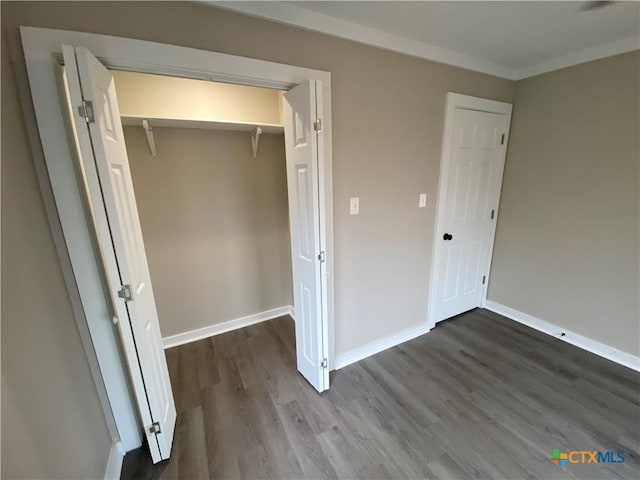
121,308 -> 640,479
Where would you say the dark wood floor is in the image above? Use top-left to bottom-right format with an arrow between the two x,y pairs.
121,308 -> 639,479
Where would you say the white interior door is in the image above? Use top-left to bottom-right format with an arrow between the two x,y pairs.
434,99 -> 511,322
283,80 -> 329,392
62,46 -> 176,462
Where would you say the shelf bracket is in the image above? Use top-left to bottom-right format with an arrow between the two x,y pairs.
142,119 -> 157,158
251,126 -> 262,159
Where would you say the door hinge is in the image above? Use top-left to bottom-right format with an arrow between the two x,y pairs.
491,209 -> 495,220
317,251 -> 326,263
313,119 -> 322,132
148,422 -> 161,435
482,275 -> 486,285
500,133 -> 505,145
78,100 -> 95,123
117,284 -> 133,302
320,358 -> 328,369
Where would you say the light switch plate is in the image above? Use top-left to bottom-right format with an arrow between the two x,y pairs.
350,197 -> 360,215
419,193 -> 427,208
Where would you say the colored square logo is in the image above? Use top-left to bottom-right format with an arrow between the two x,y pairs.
551,449 -> 568,467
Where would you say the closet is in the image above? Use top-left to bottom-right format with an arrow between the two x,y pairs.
30,39 -> 330,464
113,71 -> 293,342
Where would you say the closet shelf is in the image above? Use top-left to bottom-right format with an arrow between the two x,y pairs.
120,115 -> 284,134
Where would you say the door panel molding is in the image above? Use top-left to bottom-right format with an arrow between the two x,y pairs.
428,93 -> 512,328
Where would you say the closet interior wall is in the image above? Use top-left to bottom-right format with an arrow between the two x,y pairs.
124,126 -> 293,339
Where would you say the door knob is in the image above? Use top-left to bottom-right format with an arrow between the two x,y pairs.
443,233 -> 453,241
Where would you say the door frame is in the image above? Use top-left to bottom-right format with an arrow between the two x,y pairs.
427,92 -> 512,329
20,26 -> 335,452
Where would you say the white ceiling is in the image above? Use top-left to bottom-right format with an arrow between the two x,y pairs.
210,1 -> 640,80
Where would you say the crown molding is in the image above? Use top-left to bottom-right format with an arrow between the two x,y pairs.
206,1 -> 639,82
514,35 -> 640,79
207,1 -> 518,80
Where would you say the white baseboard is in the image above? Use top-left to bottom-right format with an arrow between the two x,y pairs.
484,300 -> 640,372
162,305 -> 294,348
287,304 -> 295,321
104,441 -> 125,480
334,322 -> 432,370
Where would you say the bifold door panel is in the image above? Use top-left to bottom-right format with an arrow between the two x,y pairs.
283,80 -> 329,392
63,45 -> 176,463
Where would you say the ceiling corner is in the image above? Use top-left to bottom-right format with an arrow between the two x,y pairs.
515,34 -> 640,80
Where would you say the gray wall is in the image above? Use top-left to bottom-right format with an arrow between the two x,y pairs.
489,51 -> 640,356
1,20 -> 112,479
124,127 -> 293,338
1,0 -> 514,361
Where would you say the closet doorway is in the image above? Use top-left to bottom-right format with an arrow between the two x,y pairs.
64,46 -> 327,463
22,28 -> 333,465
114,70 -> 296,352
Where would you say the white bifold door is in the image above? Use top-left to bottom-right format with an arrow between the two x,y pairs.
62,46 -> 176,463
283,81 -> 329,393
434,102 -> 510,322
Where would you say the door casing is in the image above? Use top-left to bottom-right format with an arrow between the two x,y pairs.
428,92 -> 512,329
20,26 -> 334,453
